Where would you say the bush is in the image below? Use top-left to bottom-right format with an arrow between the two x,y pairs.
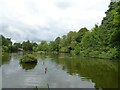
59,47 -> 70,53
107,48 -> 118,59
20,54 -> 37,63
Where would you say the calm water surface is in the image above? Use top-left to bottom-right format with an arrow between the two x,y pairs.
1,52 -> 118,89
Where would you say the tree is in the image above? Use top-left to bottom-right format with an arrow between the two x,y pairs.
11,43 -> 22,52
49,41 -> 56,51
37,41 -> 49,51
1,35 -> 12,52
76,27 -> 89,42
22,40 -> 34,51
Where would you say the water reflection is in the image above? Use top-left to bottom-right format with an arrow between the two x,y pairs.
20,62 -> 37,70
1,53 -> 118,89
49,54 -> 118,88
2,53 -> 11,65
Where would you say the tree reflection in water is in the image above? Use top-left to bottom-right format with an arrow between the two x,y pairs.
20,62 -> 37,70
49,54 -> 118,88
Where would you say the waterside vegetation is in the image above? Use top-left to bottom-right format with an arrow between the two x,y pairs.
20,54 -> 37,63
1,1 -> 120,59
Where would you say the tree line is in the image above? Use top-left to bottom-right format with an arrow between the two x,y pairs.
1,1 -> 120,59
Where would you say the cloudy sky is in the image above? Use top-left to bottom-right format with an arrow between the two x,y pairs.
0,0 -> 110,43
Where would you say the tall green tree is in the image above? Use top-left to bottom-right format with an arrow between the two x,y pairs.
37,41 -> 49,51
1,35 -> 12,52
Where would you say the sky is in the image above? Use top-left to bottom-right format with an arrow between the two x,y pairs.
0,0 -> 110,43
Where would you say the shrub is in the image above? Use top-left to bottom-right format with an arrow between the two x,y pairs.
20,54 -> 37,63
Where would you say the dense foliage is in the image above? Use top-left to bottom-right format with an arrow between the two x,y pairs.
0,35 -> 12,52
0,35 -> 38,52
1,1 -> 120,59
20,54 -> 37,63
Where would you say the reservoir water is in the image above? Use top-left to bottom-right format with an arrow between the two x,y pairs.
1,52 -> 118,89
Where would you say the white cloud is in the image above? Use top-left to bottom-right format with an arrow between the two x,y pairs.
0,0 -> 110,42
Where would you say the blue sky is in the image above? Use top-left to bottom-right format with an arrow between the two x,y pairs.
0,0 -> 110,43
